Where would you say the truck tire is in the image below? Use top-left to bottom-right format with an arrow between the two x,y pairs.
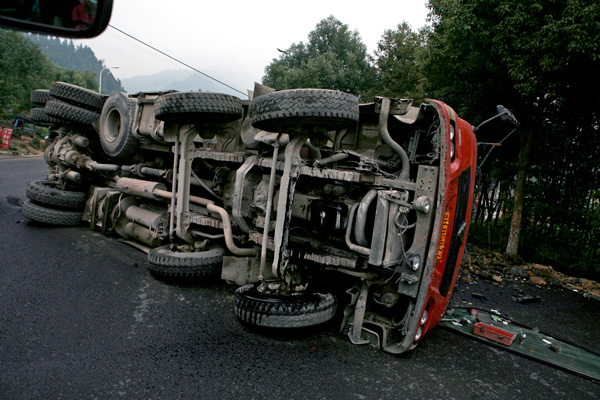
30,89 -> 52,106
26,180 -> 87,210
248,89 -> 359,133
99,93 -> 139,158
49,81 -> 106,111
148,245 -> 224,279
22,199 -> 83,226
29,108 -> 62,125
154,92 -> 243,123
234,283 -> 336,328
45,100 -> 100,125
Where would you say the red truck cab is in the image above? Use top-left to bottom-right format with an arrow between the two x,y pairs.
404,100 -> 478,351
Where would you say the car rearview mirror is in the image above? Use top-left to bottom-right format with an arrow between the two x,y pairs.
0,0 -> 113,38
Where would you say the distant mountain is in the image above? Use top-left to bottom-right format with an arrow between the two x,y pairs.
121,70 -> 242,96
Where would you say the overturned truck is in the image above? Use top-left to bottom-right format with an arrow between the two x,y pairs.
24,81 -> 478,353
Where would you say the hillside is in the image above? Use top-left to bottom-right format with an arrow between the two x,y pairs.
24,34 -> 124,94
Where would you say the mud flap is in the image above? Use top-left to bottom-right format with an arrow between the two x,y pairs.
440,308 -> 600,382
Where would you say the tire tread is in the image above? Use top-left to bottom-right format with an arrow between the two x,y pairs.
22,199 -> 82,226
234,284 -> 336,328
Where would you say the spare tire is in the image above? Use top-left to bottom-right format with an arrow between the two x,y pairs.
22,199 -> 83,226
30,108 -> 63,125
248,89 -> 359,133
45,100 -> 100,125
154,92 -> 243,123
26,180 -> 87,209
30,89 -> 52,106
49,81 -> 106,111
98,92 -> 139,158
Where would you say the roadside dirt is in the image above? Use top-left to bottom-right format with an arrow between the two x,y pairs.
0,137 -> 45,156
461,244 -> 600,301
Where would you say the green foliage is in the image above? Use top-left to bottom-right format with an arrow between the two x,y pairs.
262,16 -> 376,97
424,0 -> 520,123
426,0 -> 600,276
492,0 -> 600,98
373,22 -> 428,101
0,29 -> 53,117
52,67 -> 97,91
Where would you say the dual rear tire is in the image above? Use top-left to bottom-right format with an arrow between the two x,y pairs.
22,180 -> 85,226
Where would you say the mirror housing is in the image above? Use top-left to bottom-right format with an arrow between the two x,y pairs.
496,105 -> 520,127
474,105 -> 520,133
0,0 -> 113,38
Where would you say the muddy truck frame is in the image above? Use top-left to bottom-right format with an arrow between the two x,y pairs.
23,82 -> 480,353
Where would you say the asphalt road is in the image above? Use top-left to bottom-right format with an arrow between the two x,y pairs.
1,155 -> 599,399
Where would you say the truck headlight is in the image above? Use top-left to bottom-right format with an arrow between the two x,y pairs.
414,326 -> 423,342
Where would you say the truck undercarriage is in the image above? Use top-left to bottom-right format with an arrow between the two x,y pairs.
24,82 -> 477,353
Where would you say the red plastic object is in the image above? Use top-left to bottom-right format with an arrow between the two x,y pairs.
1,128 -> 13,149
473,322 -> 516,346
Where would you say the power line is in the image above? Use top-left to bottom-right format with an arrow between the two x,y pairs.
108,24 -> 246,97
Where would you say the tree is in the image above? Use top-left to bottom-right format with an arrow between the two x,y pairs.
53,68 -> 97,91
424,0 -> 600,274
262,16 -> 375,97
0,29 -> 53,116
373,22 -> 428,101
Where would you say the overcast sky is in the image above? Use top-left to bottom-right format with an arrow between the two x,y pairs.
78,0 -> 430,94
